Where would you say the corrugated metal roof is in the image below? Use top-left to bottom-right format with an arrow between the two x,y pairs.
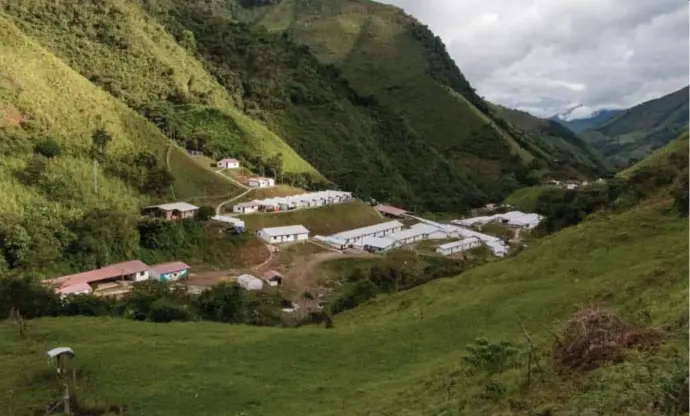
212,216 -> 245,227
57,282 -> 93,295
333,220 -> 404,240
151,261 -> 190,275
147,202 -> 199,212
47,260 -> 150,289
260,225 -> 310,236
361,236 -> 395,248
373,204 -> 407,216
437,237 -> 480,250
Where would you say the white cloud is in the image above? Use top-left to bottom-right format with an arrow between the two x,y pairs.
380,0 -> 689,117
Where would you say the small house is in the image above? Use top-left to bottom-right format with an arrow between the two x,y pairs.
150,261 -> 190,281
217,158 -> 240,169
143,202 -> 199,221
248,177 -> 275,188
263,270 -> 283,287
233,201 -> 261,214
258,225 -> 310,244
237,274 -> 264,291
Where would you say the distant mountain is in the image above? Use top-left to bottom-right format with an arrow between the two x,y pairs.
550,109 -> 624,133
580,86 -> 689,168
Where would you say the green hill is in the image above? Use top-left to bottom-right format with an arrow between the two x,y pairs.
234,0 -> 607,196
494,105 -> 607,177
581,86 -> 689,168
619,130 -> 689,179
2,182 -> 687,415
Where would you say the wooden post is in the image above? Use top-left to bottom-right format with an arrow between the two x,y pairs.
63,383 -> 71,415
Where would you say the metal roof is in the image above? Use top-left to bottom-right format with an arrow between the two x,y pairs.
151,261 -> 190,275
57,282 -> 93,295
47,347 -> 75,359
333,220 -> 404,240
260,225 -> 310,236
46,260 -> 150,289
437,237 -> 480,250
147,202 -> 199,212
361,236 -> 395,249
212,216 -> 245,227
373,204 -> 407,216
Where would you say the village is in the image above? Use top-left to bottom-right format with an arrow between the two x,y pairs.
43,155 -> 546,314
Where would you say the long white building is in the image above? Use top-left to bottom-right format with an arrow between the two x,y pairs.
332,220 -> 404,246
258,225 -> 310,244
233,190 -> 353,213
436,237 -> 482,256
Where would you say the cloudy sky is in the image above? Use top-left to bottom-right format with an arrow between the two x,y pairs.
380,0 -> 689,118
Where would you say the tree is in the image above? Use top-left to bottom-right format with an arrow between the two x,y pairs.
0,224 -> 31,269
196,283 -> 244,323
144,168 -> 175,197
197,206 -> 215,221
91,127 -> 113,157
19,156 -> 47,185
33,138 -> 61,159
134,151 -> 158,169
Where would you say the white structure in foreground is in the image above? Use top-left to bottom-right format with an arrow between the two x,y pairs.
360,236 -> 396,253
248,177 -> 276,188
412,217 -> 511,258
236,274 -> 264,291
314,235 -> 348,250
258,225 -> 310,244
436,238 -> 481,256
332,221 -> 404,246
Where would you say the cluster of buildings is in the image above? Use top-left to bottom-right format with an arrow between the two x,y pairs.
453,210 -> 545,230
142,202 -> 200,221
215,157 -> 276,189
547,178 -> 606,190
44,260 -> 191,298
312,218 -> 511,257
233,190 -> 353,214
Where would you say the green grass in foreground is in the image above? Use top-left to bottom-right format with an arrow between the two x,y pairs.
238,200 -> 385,235
1,199 -> 687,415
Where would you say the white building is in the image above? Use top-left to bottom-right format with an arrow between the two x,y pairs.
233,201 -> 261,214
248,177 -> 275,188
411,217 -> 510,258
314,235 -> 348,250
387,223 -> 448,247
453,216 -> 496,227
217,158 -> 240,169
360,236 -> 396,253
236,274 -> 264,291
436,238 -> 481,256
496,211 -> 544,230
258,225 -> 310,244
211,215 -> 246,229
331,221 -> 404,246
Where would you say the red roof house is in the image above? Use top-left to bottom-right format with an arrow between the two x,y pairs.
45,260 -> 151,292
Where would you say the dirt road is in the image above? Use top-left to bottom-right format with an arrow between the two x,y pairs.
283,250 -> 374,296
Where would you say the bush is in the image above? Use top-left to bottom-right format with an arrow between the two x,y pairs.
196,283 -> 244,323
33,138 -> 61,159
148,298 -> 193,322
552,306 -> 665,371
197,206 -> 215,221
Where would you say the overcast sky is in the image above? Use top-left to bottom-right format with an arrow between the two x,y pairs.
380,0 -> 689,118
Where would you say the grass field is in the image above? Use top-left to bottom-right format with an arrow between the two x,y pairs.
618,130 -> 689,179
2,199 -> 686,415
168,146 -> 243,201
238,200 -> 385,235
504,185 -> 565,212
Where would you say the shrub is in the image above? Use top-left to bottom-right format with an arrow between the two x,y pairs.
463,338 -> 519,376
197,206 -> 215,221
148,298 -> 193,323
196,283 -> 244,323
33,138 -> 61,159
552,306 -> 666,371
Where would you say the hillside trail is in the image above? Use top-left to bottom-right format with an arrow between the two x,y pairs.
284,250 -> 375,297
216,188 -> 253,215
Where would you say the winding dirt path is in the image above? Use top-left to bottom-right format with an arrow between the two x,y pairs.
215,188 -> 254,215
284,250 -> 375,295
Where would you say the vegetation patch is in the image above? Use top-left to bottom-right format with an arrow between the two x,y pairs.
237,200 -> 385,235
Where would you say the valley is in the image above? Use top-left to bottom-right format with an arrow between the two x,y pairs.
0,0 -> 687,415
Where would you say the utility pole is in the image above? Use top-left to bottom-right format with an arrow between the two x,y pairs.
93,158 -> 98,194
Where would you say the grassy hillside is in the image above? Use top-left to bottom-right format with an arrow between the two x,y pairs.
495,105 -> 608,176
2,191 -> 687,415
237,200 -> 385,234
237,0 -> 606,189
582,86 -> 689,167
619,130 -> 689,179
